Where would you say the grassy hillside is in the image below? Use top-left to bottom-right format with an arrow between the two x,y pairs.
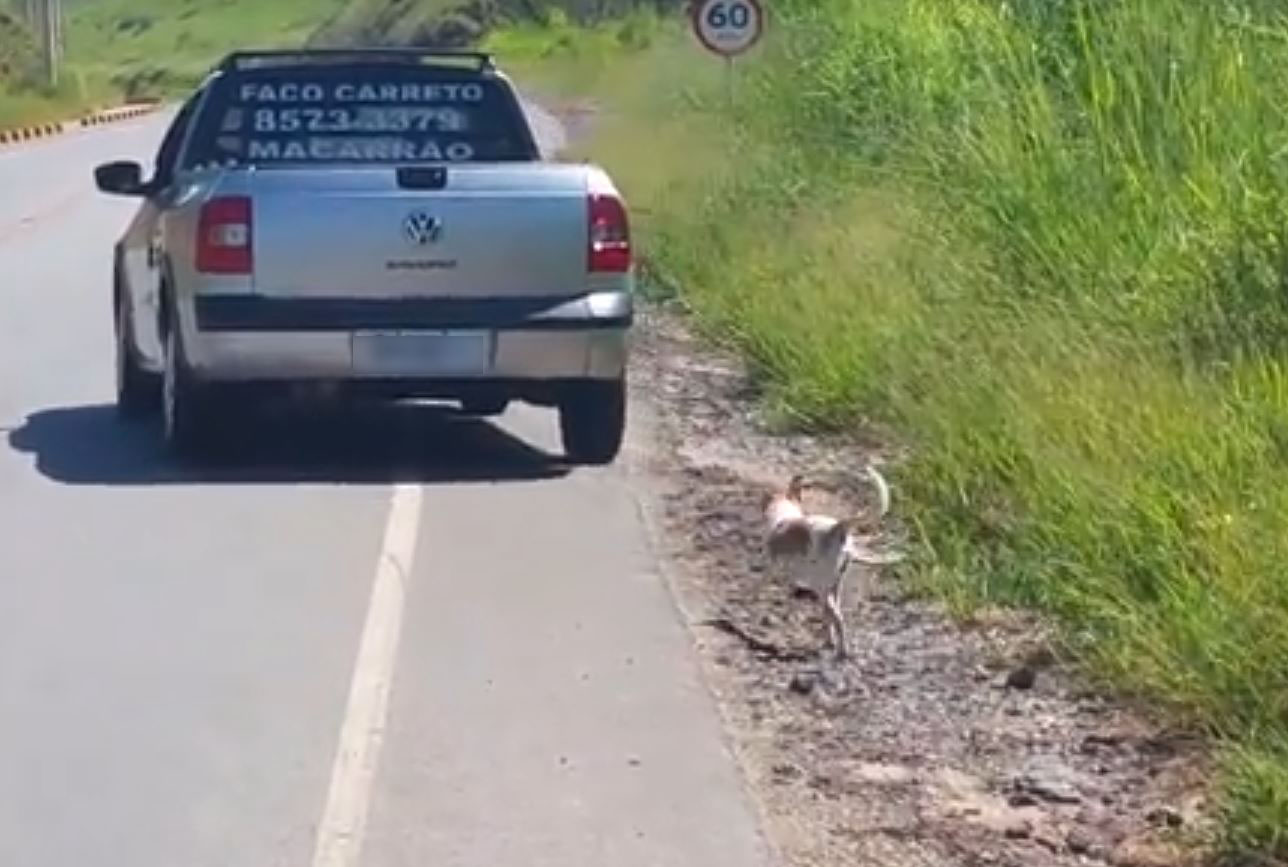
481,0 -> 1288,858
0,0 -> 676,127
0,0 -> 349,127
68,0 -> 350,99
309,0 -> 678,47
308,0 -> 479,48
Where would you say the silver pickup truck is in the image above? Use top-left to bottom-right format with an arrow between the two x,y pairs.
94,49 -> 633,465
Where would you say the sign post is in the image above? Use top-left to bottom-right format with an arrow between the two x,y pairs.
690,0 -> 765,108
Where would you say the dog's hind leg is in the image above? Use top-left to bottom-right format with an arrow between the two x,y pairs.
823,591 -> 848,661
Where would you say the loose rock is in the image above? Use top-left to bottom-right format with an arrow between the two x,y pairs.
789,672 -> 817,696
1006,665 -> 1038,691
1004,820 -> 1033,840
1110,839 -> 1185,867
1066,828 -> 1094,855
1145,806 -> 1183,828
1014,757 -> 1086,805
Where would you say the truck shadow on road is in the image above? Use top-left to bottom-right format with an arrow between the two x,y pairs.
7,403 -> 572,485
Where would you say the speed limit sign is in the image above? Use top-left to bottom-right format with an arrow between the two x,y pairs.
691,0 -> 765,58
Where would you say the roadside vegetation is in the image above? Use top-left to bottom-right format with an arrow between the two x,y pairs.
0,0 -> 349,127
0,3 -> 78,127
309,0 -> 675,49
482,0 -> 1288,858
0,0 -> 671,127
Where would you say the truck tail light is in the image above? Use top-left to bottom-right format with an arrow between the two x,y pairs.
588,192 -> 631,273
196,196 -> 253,274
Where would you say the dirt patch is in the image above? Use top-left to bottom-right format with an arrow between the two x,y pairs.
625,301 -> 1216,867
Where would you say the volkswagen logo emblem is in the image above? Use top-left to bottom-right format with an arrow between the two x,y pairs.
404,211 -> 443,246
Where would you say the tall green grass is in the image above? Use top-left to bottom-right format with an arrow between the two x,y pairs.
489,0 -> 1288,856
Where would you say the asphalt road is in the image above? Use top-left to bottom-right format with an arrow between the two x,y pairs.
0,112 -> 773,867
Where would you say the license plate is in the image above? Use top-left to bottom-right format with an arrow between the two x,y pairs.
353,330 -> 492,376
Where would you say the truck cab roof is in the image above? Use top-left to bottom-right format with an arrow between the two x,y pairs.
213,48 -> 502,76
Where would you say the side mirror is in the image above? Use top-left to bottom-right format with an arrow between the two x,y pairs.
94,161 -> 147,197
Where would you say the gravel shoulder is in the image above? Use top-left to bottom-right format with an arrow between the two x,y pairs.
623,301 -> 1217,867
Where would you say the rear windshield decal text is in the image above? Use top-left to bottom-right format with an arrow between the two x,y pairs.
237,82 -> 487,104
184,72 -> 529,168
243,137 -> 476,162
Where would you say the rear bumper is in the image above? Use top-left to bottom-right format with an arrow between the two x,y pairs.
180,291 -> 632,383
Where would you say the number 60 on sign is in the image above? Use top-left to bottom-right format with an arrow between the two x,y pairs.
691,0 -> 765,58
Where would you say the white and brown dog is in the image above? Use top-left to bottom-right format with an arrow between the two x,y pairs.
763,467 -> 903,660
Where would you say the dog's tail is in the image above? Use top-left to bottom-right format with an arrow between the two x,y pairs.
864,464 -> 892,520
844,536 -> 905,566
843,465 -> 900,566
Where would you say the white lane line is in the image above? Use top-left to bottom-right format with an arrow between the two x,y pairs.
311,483 -> 424,867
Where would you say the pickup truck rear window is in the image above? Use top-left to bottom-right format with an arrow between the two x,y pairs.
181,63 -> 537,169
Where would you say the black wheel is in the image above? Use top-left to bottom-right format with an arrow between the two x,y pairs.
558,378 -> 626,466
162,314 -> 215,457
114,291 -> 161,420
459,396 -> 510,417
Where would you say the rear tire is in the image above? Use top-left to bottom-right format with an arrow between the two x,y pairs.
162,315 -> 215,458
114,295 -> 161,420
559,378 -> 626,466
